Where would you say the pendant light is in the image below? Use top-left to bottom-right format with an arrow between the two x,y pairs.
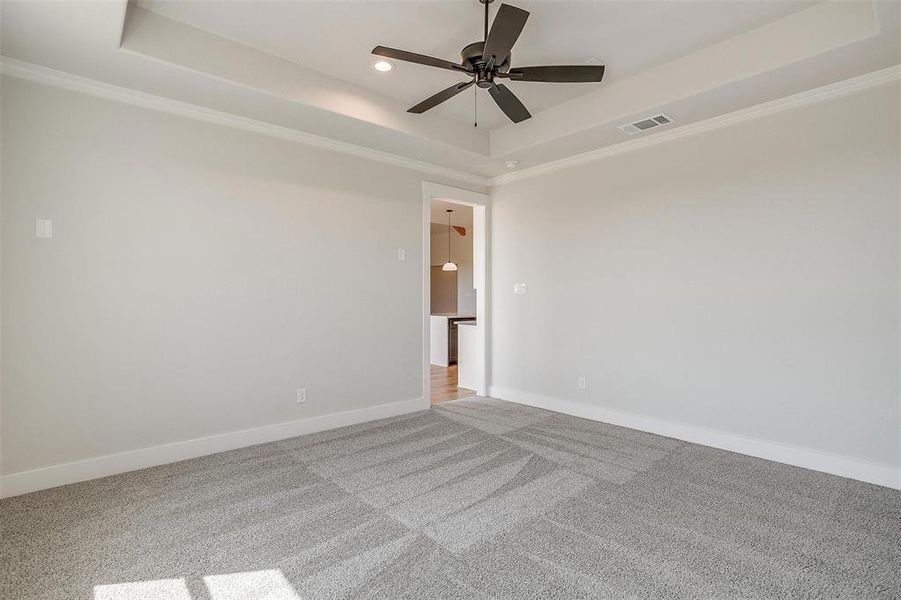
442,209 -> 458,272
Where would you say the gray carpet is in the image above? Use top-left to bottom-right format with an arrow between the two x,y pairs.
1,397 -> 899,599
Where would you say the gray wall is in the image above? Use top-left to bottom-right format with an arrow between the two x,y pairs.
491,83 -> 900,468
0,76 -> 481,475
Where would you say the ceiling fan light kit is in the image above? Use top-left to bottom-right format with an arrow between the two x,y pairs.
372,0 -> 605,125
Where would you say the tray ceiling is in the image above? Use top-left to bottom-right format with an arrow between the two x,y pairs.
137,0 -> 815,130
1,1 -> 898,180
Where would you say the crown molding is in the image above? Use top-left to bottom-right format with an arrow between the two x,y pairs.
492,64 -> 901,186
0,57 -> 491,187
2,57 -> 898,190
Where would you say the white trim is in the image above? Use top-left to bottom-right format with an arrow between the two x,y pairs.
0,57 -> 490,187
492,64 -> 901,186
489,386 -> 901,490
0,397 -> 424,499
422,189 -> 433,409
421,182 -> 490,207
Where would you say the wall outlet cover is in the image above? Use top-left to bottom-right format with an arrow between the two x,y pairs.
296,388 -> 307,404
36,219 -> 53,238
513,283 -> 527,295
578,376 -> 587,390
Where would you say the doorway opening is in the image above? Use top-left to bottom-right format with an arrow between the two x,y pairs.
422,183 -> 488,407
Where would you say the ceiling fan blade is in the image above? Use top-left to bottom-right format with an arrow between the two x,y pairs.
372,46 -> 469,73
483,4 -> 529,65
488,83 -> 531,123
508,65 -> 606,83
408,80 -> 475,114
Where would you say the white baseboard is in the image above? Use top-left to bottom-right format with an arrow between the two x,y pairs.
489,386 -> 900,490
0,397 -> 424,499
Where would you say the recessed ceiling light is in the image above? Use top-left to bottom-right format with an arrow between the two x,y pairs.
505,160 -> 520,169
372,59 -> 394,72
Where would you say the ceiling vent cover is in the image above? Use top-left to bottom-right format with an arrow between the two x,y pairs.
618,113 -> 674,135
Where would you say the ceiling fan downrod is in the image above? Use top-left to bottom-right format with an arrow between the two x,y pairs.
481,0 -> 493,41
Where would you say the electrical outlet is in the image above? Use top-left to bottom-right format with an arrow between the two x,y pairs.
578,376 -> 587,390
397,248 -> 407,261
513,283 -> 527,295
36,219 -> 53,238
296,388 -> 307,404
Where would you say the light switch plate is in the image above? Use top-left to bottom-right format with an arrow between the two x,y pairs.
513,283 -> 527,295
36,219 -> 53,239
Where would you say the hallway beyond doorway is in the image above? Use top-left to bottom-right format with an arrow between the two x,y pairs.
430,364 -> 475,405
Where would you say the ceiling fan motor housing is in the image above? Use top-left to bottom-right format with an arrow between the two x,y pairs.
461,41 -> 510,88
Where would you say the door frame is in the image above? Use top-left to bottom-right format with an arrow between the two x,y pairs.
421,182 -> 489,408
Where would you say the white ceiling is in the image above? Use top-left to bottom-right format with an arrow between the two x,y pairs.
137,0 -> 815,130
1,1 -> 898,179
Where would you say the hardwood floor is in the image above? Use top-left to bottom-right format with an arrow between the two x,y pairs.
430,364 -> 475,405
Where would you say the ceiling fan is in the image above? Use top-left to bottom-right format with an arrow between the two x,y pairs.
372,0 -> 605,124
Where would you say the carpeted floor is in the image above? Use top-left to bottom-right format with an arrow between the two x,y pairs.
1,397 -> 899,599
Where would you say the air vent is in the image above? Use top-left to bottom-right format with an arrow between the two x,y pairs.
618,113 -> 674,135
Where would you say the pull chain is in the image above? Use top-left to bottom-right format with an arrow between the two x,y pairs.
472,0 -> 492,127
475,0 -> 488,128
